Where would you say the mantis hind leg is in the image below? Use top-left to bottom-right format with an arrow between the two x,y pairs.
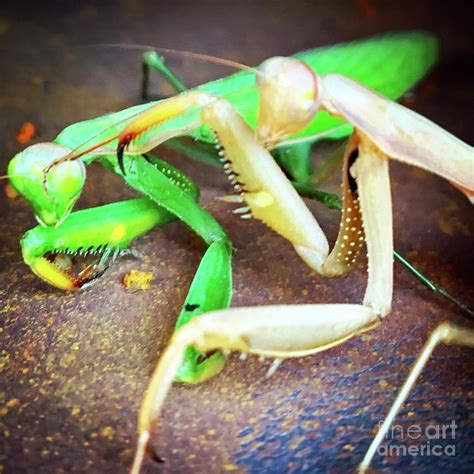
359,323 -> 474,473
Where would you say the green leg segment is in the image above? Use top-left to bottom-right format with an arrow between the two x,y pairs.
123,157 -> 233,382
274,141 -> 313,184
174,239 -> 232,383
141,51 -> 188,100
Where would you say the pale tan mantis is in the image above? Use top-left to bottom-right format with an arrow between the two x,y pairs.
91,56 -> 474,472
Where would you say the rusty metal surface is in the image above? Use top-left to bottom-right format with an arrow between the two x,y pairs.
0,1 -> 473,473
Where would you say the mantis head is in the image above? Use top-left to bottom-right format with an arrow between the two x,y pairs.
256,57 -> 320,147
8,143 -> 86,227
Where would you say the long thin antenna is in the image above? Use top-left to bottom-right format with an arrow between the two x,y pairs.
85,43 -> 261,77
36,45 -> 266,173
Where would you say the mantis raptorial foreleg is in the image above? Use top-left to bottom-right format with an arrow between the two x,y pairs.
21,197 -> 174,290
359,323 -> 474,473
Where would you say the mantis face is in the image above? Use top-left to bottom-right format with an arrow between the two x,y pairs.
256,57 -> 320,147
8,142 -> 86,227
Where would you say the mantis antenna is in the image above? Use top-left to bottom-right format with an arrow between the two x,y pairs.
85,43 -> 263,76
39,45 -> 272,181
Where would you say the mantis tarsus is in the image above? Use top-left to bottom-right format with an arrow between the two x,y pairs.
5,32 -> 473,472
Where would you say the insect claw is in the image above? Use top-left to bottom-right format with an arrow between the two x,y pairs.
117,142 -> 127,175
147,443 -> 165,464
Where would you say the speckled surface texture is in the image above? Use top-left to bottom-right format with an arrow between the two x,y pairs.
0,1 -> 473,473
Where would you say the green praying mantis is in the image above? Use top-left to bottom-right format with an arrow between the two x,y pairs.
5,31 -> 474,472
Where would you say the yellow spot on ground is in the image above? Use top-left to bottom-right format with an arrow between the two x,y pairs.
122,270 -> 153,290
223,464 -> 238,471
343,443 -> 355,451
0,351 -> 10,370
100,426 -> 115,441
207,429 -> 216,436
71,406 -> 81,416
6,399 -> 20,408
378,379 -> 389,389
59,353 -> 76,368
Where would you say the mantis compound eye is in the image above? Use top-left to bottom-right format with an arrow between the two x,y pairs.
256,56 -> 320,147
8,143 -> 86,227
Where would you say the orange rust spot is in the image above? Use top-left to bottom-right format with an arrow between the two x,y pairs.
354,0 -> 376,18
16,122 -> 36,144
4,184 -> 19,199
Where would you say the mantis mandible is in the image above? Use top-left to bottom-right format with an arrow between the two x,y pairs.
5,32 -> 473,472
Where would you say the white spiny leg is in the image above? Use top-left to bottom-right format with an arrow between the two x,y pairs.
351,133 -> 393,317
201,98 -> 331,273
359,323 -> 474,473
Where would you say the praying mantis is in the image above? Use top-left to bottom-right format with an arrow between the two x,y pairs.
5,31 -> 473,472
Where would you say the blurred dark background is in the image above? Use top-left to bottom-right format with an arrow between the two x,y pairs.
0,1 -> 473,473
